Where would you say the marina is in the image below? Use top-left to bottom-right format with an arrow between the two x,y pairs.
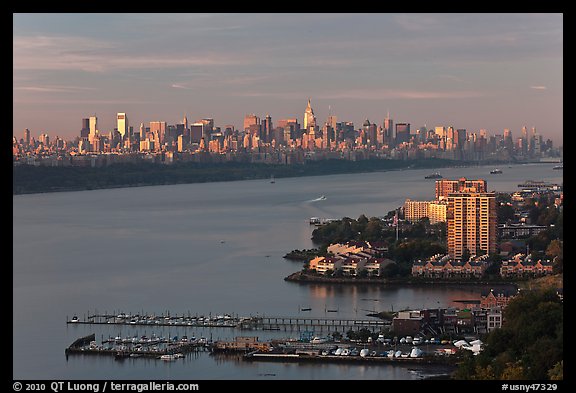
15,163 -> 562,379
65,333 -> 210,360
67,311 -> 388,333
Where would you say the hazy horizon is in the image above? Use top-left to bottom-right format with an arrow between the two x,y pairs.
13,13 -> 563,146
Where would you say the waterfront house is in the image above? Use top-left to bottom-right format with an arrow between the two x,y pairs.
480,288 -> 517,308
499,253 -> 553,277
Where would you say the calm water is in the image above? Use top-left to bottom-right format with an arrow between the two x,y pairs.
13,163 -> 562,380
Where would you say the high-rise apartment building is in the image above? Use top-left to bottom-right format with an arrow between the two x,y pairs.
435,178 -> 487,200
428,200 -> 448,224
404,199 -> 430,222
117,113 -> 128,139
447,192 -> 497,260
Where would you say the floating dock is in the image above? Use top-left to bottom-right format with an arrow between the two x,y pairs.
65,333 -> 210,359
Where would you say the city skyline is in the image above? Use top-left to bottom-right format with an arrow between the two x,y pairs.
13,13 -> 563,145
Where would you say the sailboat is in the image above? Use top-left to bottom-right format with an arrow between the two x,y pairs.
270,175 -> 275,184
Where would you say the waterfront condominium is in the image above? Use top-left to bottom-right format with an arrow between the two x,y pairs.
447,192 -> 497,260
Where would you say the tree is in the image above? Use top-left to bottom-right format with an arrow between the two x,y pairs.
500,363 -> 525,379
548,361 -> 563,380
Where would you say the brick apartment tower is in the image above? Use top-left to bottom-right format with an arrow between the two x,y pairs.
447,192 -> 497,260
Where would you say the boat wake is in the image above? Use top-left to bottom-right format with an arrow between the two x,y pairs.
309,195 -> 327,202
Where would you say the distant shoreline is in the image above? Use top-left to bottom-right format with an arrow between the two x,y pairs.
13,158 -> 539,195
284,271 -> 519,288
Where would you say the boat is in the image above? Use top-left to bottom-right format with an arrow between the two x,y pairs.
160,354 -> 177,361
310,336 -> 328,344
553,164 -> 563,170
270,175 -> 275,183
69,316 -> 79,323
318,195 -> 327,200
424,172 -> 442,179
490,169 -> 503,174
410,347 -> 423,358
360,348 -> 370,357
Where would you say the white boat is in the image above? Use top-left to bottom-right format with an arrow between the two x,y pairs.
394,350 -> 402,358
453,340 -> 469,348
410,347 -> 423,358
387,350 -> 395,358
401,353 -> 409,358
360,348 -> 370,357
160,354 -> 177,361
310,337 -> 328,344
490,169 -> 503,174
341,348 -> 350,356
334,348 -> 343,356
69,316 -> 79,323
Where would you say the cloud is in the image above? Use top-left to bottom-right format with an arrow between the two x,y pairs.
530,86 -> 547,90
13,34 -> 249,73
171,84 -> 192,90
15,85 -> 98,93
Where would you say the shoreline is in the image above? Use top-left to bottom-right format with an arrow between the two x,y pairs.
284,271 -> 519,288
13,158 -> 552,196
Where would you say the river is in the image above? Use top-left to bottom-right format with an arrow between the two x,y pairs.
12,162 -> 562,380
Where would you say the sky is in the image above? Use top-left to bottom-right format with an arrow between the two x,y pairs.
13,13 -> 563,145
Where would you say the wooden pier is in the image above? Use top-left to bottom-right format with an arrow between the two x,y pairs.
239,316 -> 388,333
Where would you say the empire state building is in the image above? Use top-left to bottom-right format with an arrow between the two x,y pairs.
303,98 -> 317,131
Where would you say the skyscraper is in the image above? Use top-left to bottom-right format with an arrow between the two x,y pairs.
89,116 -> 97,136
303,98 -> 316,131
24,128 -> 30,146
80,118 -> 90,138
117,113 -> 128,139
383,112 -> 393,145
447,192 -> 497,260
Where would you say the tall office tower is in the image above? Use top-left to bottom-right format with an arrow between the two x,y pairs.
139,123 -> 146,140
183,115 -> 188,132
80,118 -> 90,138
190,122 -> 204,143
89,116 -> 98,139
521,126 -> 528,142
435,178 -> 487,200
435,126 -> 446,139
150,121 -> 167,145
383,113 -> 393,145
117,113 -> 128,139
447,192 -> 497,260
503,129 -> 514,152
24,128 -> 30,146
198,118 -> 214,140
303,98 -> 316,131
455,129 -> 467,149
243,114 -> 260,131
263,114 -> 273,143
395,123 -> 411,145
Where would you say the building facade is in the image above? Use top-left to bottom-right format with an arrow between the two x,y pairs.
436,178 -> 487,200
447,192 -> 497,260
